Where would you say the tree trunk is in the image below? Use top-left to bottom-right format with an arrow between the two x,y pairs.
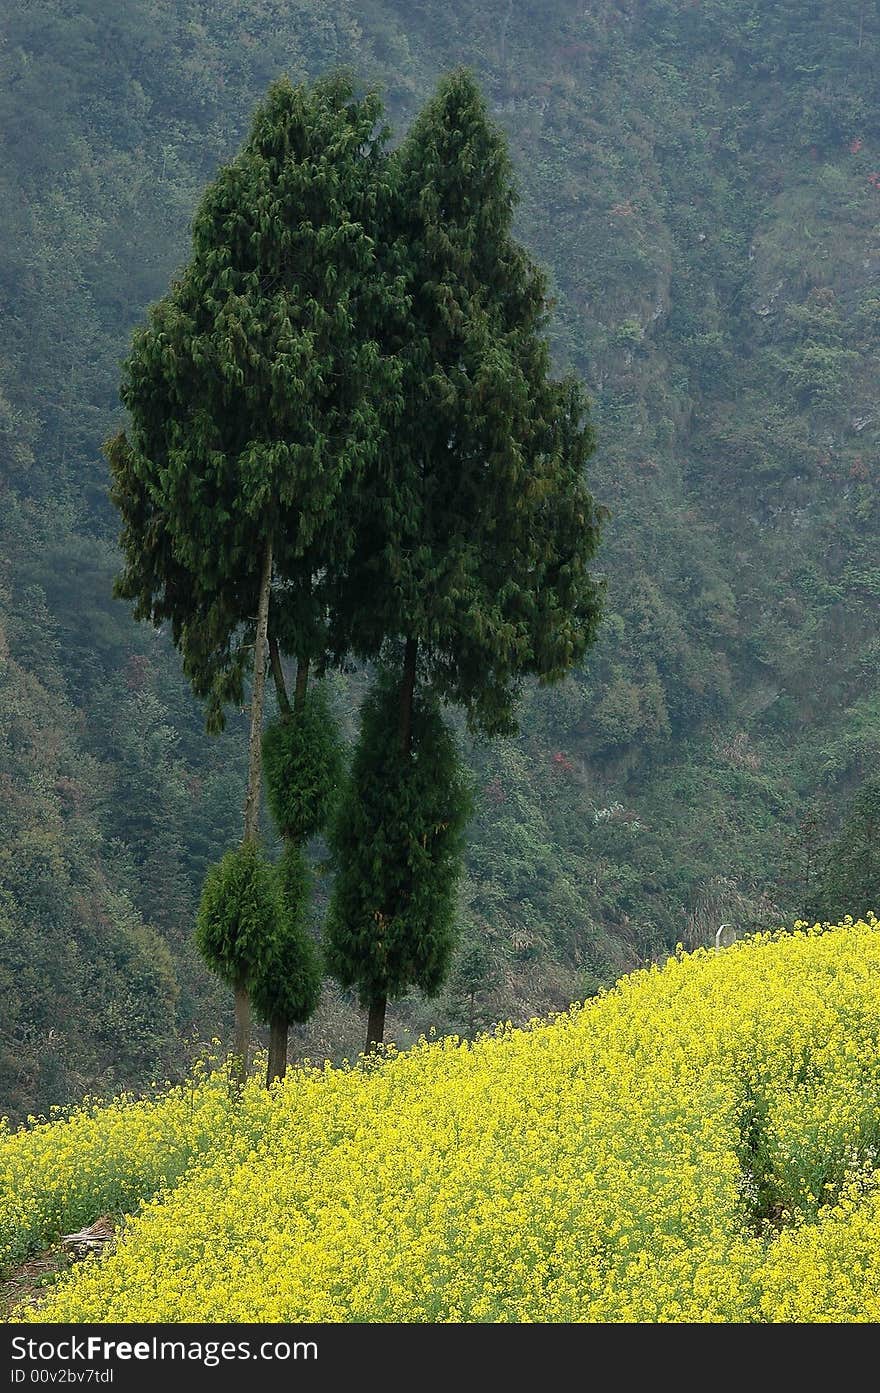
365,997 -> 387,1057
232,535 -> 273,1090
268,634 -> 291,719
267,1017 -> 288,1086
361,639 -> 418,1058
399,636 -> 417,755
231,979 -> 251,1092
243,535 -> 273,844
294,656 -> 310,715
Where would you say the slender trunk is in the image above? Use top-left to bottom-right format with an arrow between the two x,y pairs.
268,646 -> 307,1090
399,636 -> 417,756
268,635 -> 291,720
267,1018 -> 288,1086
365,997 -> 387,1057
294,656 -> 310,716
231,980 -> 250,1092
362,639 -> 418,1058
232,535 -> 273,1090
264,643 -> 305,1091
243,535 -> 273,845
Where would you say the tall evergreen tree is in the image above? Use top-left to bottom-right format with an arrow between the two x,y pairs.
110,71 -> 399,730
108,74 -> 400,1071
326,68 -> 605,738
323,70 -> 604,1047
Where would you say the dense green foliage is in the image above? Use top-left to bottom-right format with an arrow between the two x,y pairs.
109,72 -> 400,730
813,778 -> 880,925
2,0 -> 879,1118
326,69 -> 604,737
325,673 -> 473,1009
195,843 -> 279,989
249,845 -> 321,1028
256,693 -> 334,1075
261,686 -> 344,842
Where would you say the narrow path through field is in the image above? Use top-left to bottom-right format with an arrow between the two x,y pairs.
1,1246 -> 73,1320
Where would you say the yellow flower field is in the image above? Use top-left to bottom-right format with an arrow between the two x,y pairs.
0,1059 -> 276,1273
5,917 -> 880,1322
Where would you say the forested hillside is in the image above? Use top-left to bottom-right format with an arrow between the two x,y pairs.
2,0 -> 878,1119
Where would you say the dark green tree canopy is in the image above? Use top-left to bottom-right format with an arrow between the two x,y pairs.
326,68 -> 605,735
324,670 -> 473,1007
109,72 -> 403,728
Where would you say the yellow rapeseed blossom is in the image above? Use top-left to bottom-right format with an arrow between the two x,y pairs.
0,1056 -> 276,1272
6,916 -> 880,1322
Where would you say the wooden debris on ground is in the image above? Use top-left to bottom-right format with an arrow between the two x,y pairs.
60,1214 -> 116,1258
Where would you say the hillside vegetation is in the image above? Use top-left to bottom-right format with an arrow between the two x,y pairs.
3,920 -> 880,1323
2,0 -> 879,1117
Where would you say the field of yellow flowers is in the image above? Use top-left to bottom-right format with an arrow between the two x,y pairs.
4,917 -> 880,1322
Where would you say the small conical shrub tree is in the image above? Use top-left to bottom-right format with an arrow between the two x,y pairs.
324,669 -> 473,1054
250,844 -> 322,1086
195,843 -> 281,1086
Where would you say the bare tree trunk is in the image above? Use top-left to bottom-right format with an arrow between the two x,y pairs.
268,634 -> 291,719
499,0 -> 514,68
231,980 -> 251,1093
232,534 -> 273,1089
363,639 -> 418,1058
267,1018 -> 288,1086
265,643 -> 308,1087
365,997 -> 387,1057
243,535 -> 273,844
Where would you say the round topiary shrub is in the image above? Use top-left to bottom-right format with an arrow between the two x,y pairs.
195,842 -> 281,987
